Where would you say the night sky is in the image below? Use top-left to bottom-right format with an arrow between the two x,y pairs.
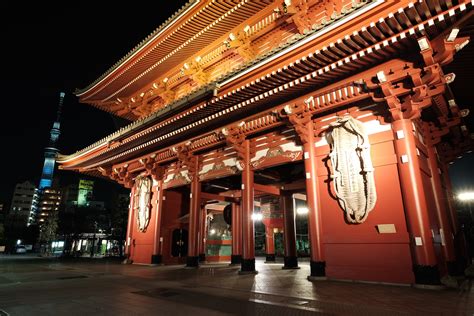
2,1 -> 473,205
2,1 -> 188,203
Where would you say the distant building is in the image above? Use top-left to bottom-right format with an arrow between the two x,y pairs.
8,181 -> 39,227
78,179 -> 94,206
36,92 -> 65,230
63,183 -> 79,211
87,201 -> 106,210
37,188 -> 61,225
63,179 -> 102,210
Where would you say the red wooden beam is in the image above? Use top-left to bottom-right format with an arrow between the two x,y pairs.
254,183 -> 280,196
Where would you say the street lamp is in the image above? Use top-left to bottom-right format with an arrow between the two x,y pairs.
458,191 -> 474,221
296,207 -> 309,215
458,192 -> 474,202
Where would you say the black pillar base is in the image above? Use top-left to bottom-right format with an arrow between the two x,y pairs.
413,264 -> 441,285
239,258 -> 257,274
231,254 -> 242,265
265,254 -> 276,262
199,253 -> 206,262
446,261 -> 462,276
185,256 -> 199,268
151,254 -> 162,264
282,256 -> 299,269
310,261 -> 326,277
122,258 -> 133,264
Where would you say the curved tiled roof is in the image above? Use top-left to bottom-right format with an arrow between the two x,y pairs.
76,0 -> 273,107
75,0 -> 196,96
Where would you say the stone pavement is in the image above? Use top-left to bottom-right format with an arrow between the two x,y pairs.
0,255 -> 473,315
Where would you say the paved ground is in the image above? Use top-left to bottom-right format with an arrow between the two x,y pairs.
0,255 -> 473,315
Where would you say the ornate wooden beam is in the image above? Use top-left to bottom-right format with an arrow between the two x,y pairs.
254,183 -> 281,196
200,192 -> 239,204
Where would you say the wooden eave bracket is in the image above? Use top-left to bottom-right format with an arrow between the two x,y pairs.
277,102 -> 312,144
221,124 -> 246,162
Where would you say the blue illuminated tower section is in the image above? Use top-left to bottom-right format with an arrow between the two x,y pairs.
39,92 -> 65,190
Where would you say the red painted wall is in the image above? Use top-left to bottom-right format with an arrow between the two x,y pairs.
317,129 -> 414,284
161,190 -> 188,264
130,183 -> 157,264
129,187 -> 190,264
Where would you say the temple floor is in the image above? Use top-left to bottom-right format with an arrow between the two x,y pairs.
0,255 -> 472,315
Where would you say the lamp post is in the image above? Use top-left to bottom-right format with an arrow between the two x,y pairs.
90,221 -> 98,258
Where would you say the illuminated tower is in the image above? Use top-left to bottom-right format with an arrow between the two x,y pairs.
38,92 -> 65,190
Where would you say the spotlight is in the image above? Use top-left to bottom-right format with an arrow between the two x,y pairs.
447,28 -> 459,42
458,192 -> 474,202
417,37 -> 430,51
376,71 -> 387,83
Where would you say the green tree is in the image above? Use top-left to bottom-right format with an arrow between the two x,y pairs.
38,211 -> 58,255
110,194 -> 129,257
0,223 -> 5,244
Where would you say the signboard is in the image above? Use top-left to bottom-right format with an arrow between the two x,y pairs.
78,179 -> 94,206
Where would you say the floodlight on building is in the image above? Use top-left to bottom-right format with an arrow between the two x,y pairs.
376,71 -> 387,83
447,28 -> 459,42
283,104 -> 292,114
251,213 -> 263,221
296,207 -> 309,215
458,192 -> 474,202
195,56 -> 202,63
417,37 -> 430,51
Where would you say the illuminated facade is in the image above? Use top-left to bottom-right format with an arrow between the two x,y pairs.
9,181 -> 39,227
39,92 -> 65,190
37,188 -> 61,225
59,1 -> 473,286
78,179 -> 94,206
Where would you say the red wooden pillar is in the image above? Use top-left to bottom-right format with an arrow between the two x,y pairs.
231,202 -> 243,264
240,139 -> 257,273
441,163 -> 470,270
440,164 -> 459,235
125,185 -> 135,260
198,206 -> 207,262
152,179 -> 164,264
186,157 -> 201,267
392,119 -> 440,285
281,195 -> 299,269
304,120 -> 326,279
265,225 -> 276,262
426,145 -> 456,273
